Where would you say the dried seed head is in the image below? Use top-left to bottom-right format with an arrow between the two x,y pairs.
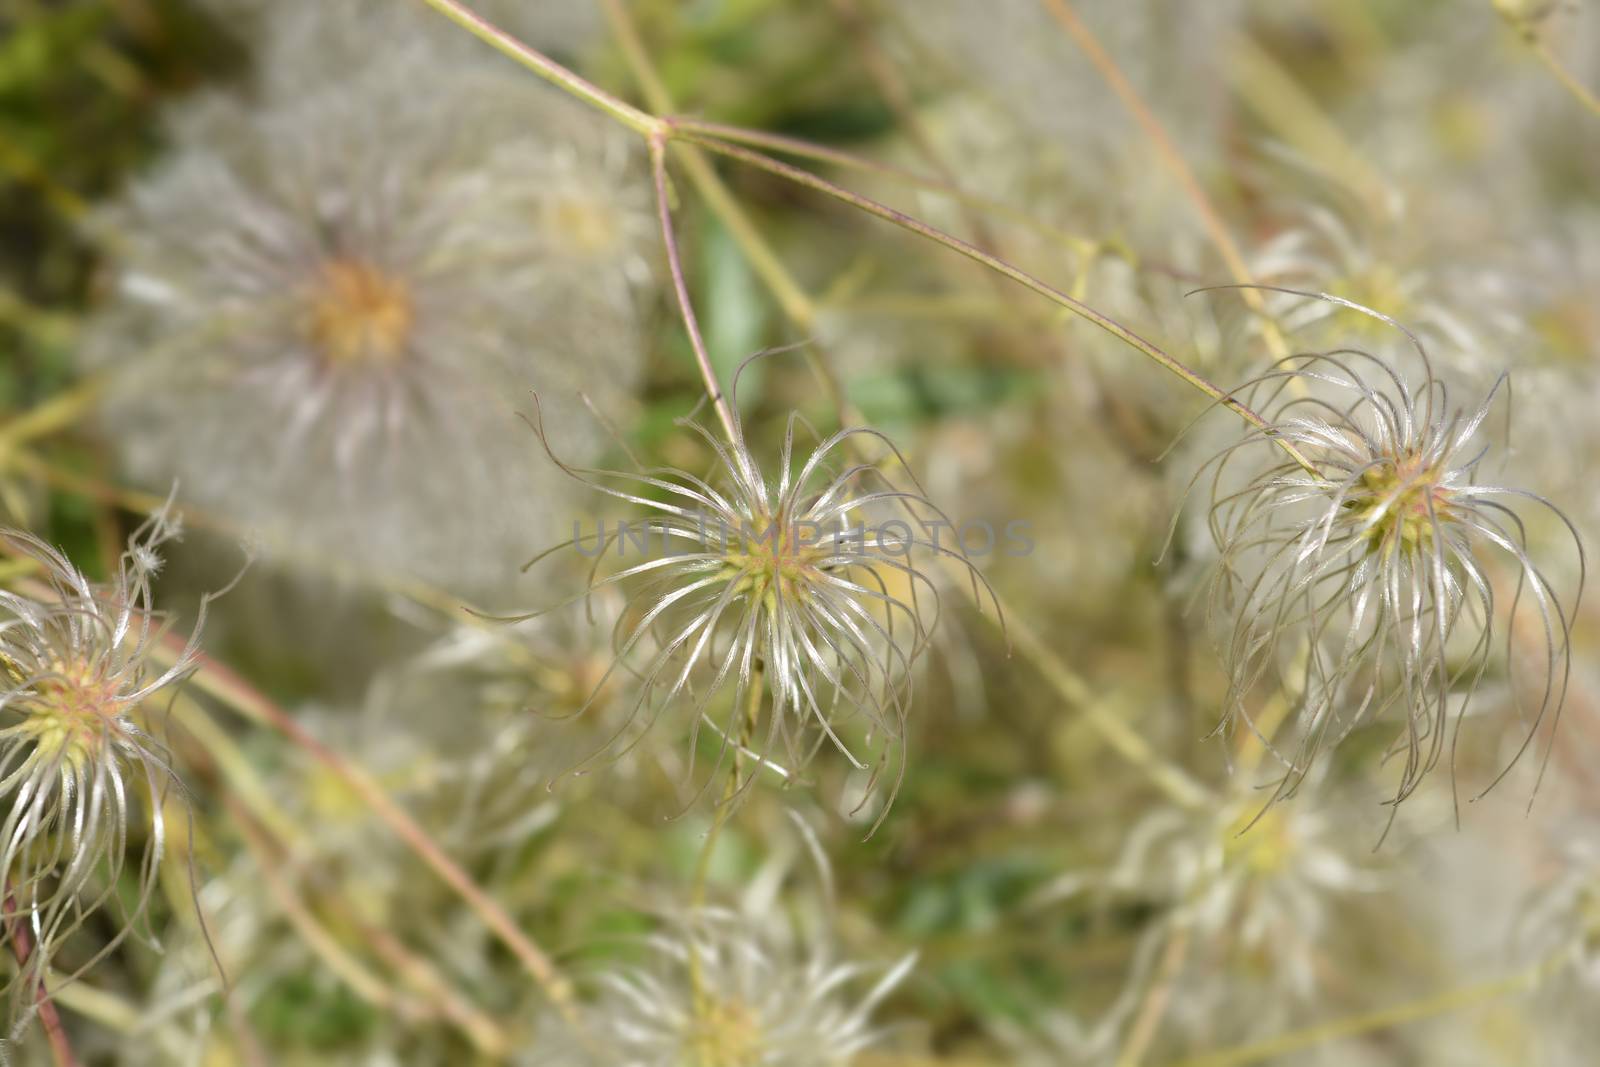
511,384 -> 999,831
0,507 -> 212,1011
1190,294 -> 1583,814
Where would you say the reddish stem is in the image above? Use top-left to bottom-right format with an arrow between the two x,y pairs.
3,893 -> 78,1067
649,134 -> 739,443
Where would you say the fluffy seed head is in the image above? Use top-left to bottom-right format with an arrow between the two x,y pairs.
1518,841 -> 1600,991
85,41 -> 652,596
1192,295 -> 1582,812
514,382 -> 998,830
0,509 -> 208,1007
534,907 -> 911,1067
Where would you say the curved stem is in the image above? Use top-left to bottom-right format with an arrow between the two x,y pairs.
1038,0 -> 1290,360
177,649 -> 583,1029
1530,37 -> 1600,118
673,128 -> 1317,476
1008,610 -> 1211,810
5,890 -> 79,1067
650,134 -> 739,443
1115,923 -> 1192,1067
417,0 -> 662,136
1159,958 -> 1550,1067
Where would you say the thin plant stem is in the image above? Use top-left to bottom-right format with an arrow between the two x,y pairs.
650,134 -> 739,443
1115,923 -> 1193,1067
449,0 -> 1303,466
672,128 -> 1317,476
419,0 -> 1230,805
1038,0 -> 1291,360
1159,959 -> 1552,1067
687,669 -> 761,1067
1225,36 -> 1388,212
674,130 -> 1189,392
598,0 -> 842,404
1530,38 -> 1600,118
174,692 -> 510,1055
827,0 -> 1009,258
609,0 -> 855,423
175,648 -> 584,1028
417,0 -> 662,137
817,0 -> 1173,459
664,116 -> 1093,251
0,377 -> 102,458
223,797 -> 403,1016
1008,609 -> 1211,810
4,891 -> 79,1067
46,980 -> 142,1036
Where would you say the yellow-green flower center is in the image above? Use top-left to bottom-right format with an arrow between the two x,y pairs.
545,193 -> 622,258
722,512 -> 829,609
1345,460 -> 1451,554
1223,805 -> 1295,878
10,659 -> 122,769
688,995 -> 763,1067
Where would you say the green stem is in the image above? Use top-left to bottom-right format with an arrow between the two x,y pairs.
1038,0 -> 1290,360
416,0 -> 663,137
0,377 -> 102,457
1008,610 -> 1211,810
1530,37 -> 1600,118
416,0 -> 1315,474
1160,960 -> 1550,1067
687,669 -> 761,1067
672,128 -> 1316,476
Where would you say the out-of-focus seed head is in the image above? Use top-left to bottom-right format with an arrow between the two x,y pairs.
85,37 -> 652,597
532,907 -> 911,1067
1519,841 -> 1600,991
1191,295 -> 1582,813
1017,774 -> 1381,1061
1250,181 -> 1532,382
